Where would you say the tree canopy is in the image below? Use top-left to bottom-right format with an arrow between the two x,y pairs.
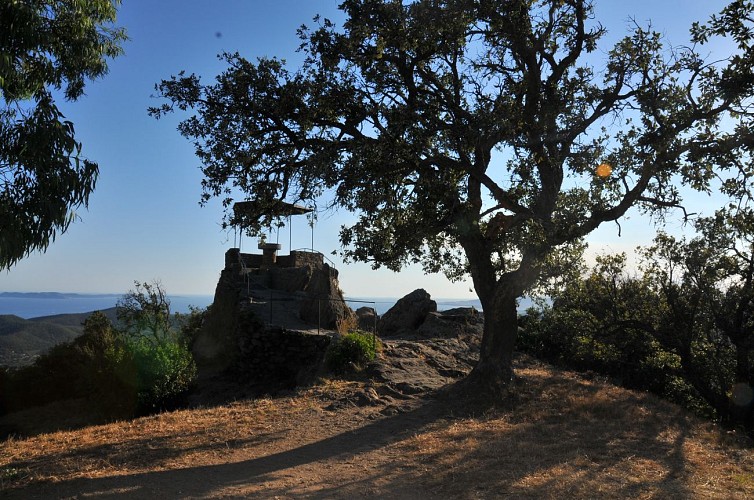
151,0 -> 754,391
0,0 -> 126,269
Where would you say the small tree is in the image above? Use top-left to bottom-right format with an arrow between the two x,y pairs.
116,281 -> 197,412
0,0 -> 127,269
151,0 -> 754,392
117,281 -> 174,343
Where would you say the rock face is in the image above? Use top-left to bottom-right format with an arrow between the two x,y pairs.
377,288 -> 437,337
192,248 -> 353,388
298,265 -> 353,328
192,267 -> 242,373
417,308 -> 483,338
368,307 -> 484,395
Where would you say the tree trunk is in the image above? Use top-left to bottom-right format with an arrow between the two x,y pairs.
459,229 -> 541,396
468,289 -> 519,392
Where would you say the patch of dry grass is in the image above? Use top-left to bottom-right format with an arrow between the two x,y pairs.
2,357 -> 753,498
394,362 -> 754,498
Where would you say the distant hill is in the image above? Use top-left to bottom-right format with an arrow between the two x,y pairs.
0,308 -> 119,368
0,292 -> 120,300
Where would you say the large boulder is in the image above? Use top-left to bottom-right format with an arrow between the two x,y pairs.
417,308 -> 484,338
355,306 -> 378,332
378,289 -> 437,337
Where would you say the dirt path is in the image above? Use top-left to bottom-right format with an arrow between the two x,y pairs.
3,379 -> 455,498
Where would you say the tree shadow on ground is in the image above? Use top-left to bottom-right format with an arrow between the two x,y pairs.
4,367 -> 700,499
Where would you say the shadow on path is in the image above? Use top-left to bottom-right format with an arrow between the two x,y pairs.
4,373 -> 700,499
4,394 -> 449,499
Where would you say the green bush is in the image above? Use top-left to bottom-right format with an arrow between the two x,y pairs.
0,311 -> 135,416
325,330 -> 381,374
177,305 -> 210,348
0,298 -> 198,421
518,254 -> 719,422
115,281 -> 198,414
127,336 -> 197,413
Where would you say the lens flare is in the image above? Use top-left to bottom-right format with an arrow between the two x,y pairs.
596,163 -> 612,178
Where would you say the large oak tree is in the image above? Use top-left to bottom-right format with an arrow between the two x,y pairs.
151,0 -> 754,392
0,0 -> 126,269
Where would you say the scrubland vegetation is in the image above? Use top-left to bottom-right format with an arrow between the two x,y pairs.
0,282 -> 199,425
520,214 -> 754,434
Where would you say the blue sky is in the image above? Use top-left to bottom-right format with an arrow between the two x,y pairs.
0,0 -> 734,300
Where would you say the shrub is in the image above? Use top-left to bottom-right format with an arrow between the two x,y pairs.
116,281 -> 198,413
0,287 -> 199,422
127,336 -> 197,413
519,253 -> 720,422
0,311 -> 135,416
325,330 -> 381,374
177,305 -> 209,348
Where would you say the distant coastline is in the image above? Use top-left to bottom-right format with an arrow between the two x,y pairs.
0,293 -> 215,320
0,292 -> 533,320
0,292 -> 121,299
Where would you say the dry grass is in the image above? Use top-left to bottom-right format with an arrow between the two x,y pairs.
2,357 -> 753,498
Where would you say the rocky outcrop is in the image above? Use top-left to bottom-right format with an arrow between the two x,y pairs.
298,264 -> 353,328
367,307 -> 484,396
192,268 -> 241,374
417,308 -> 483,338
377,289 -> 437,337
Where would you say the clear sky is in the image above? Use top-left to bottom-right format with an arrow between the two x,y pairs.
0,0 -> 734,300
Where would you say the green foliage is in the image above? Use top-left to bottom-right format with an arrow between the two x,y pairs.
640,211 -> 754,429
325,331 -> 381,374
117,281 -> 174,343
0,0 -> 127,269
519,255 -> 690,401
1,285 -> 198,421
521,225 -> 754,430
126,336 -> 197,413
177,305 -> 210,348
116,281 -> 197,413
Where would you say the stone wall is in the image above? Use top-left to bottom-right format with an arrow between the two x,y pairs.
193,247 -> 351,391
230,248 -> 324,270
236,323 -> 331,389
277,250 -> 324,268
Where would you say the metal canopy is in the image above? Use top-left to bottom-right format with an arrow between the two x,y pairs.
231,200 -> 316,253
231,200 -> 312,227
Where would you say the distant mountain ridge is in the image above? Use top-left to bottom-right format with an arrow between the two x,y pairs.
0,308 -> 119,368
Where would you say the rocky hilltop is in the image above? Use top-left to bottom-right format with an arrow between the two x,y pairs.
191,246 -> 484,398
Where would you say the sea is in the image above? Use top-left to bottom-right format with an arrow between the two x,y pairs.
345,297 -> 485,316
0,293 -> 215,319
0,292 -> 491,319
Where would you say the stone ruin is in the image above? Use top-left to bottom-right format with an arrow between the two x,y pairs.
189,202 -> 484,394
192,244 -> 355,390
